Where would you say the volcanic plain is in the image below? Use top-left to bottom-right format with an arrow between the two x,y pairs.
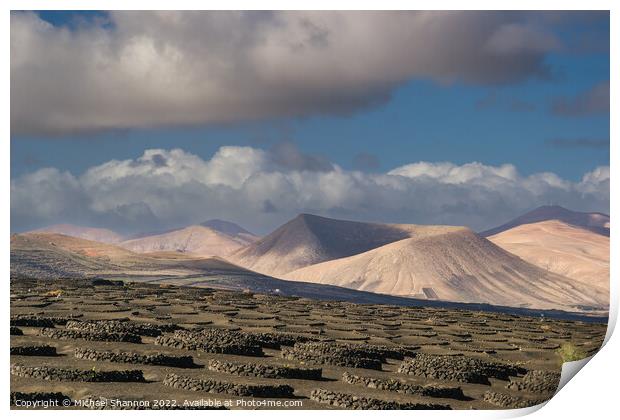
10,278 -> 606,410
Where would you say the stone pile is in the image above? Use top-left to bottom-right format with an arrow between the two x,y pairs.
74,348 -> 196,368
342,372 -> 467,400
163,373 -> 295,398
66,320 -> 168,337
11,315 -> 56,328
242,331 -> 314,349
39,327 -> 142,343
11,345 -> 58,357
309,389 -> 451,410
506,370 -> 560,394
281,342 -> 384,370
91,279 -> 124,286
206,359 -> 323,380
398,354 -> 524,384
483,391 -> 545,408
10,364 -> 145,382
155,329 -> 264,356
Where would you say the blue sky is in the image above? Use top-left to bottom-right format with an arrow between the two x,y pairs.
10,11 -> 610,233
12,12 -> 609,181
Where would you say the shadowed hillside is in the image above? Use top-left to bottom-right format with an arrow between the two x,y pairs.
229,214 -> 436,276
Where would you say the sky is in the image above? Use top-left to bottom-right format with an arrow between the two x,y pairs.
10,11 -> 610,235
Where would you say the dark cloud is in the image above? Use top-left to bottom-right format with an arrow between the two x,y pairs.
11,11 -> 599,136
551,81 -> 610,116
547,138 -> 609,149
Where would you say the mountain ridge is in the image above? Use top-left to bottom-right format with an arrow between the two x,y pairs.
228,213 -> 443,276
28,224 -> 124,244
119,224 -> 257,257
488,219 -> 609,292
480,205 -> 609,237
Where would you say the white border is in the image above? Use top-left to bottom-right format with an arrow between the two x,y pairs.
3,2 -> 617,419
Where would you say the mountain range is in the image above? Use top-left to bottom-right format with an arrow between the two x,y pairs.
231,213 -> 607,311
488,220 -> 609,292
14,205 -> 609,314
29,219 -> 259,257
31,224 -> 125,244
480,205 -> 610,237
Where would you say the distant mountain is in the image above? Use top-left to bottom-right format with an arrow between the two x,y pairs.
285,224 -> 608,312
29,224 -> 124,244
480,205 -> 610,237
488,220 -> 609,292
200,219 -> 259,243
228,213 -> 608,312
12,231 -> 558,312
228,213 -> 414,276
11,225 -> 608,314
10,232 -> 253,280
11,232 -> 154,279
119,224 -> 257,257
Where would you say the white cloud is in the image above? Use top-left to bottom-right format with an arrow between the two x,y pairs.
388,162 -> 519,187
10,146 -> 609,234
11,10 -> 576,136
578,166 -> 610,194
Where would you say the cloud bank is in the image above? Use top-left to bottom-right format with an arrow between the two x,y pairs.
11,10 -> 603,136
11,146 -> 610,234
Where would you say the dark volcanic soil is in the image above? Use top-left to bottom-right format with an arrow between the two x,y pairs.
10,279 -> 606,410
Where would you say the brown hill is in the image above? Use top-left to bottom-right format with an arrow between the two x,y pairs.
14,232 -> 534,310
10,232 -> 247,279
228,214 -> 422,276
480,205 -> 609,237
488,220 -> 609,292
283,225 -> 608,312
200,219 -> 259,243
120,225 -> 256,257
29,224 -> 124,244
